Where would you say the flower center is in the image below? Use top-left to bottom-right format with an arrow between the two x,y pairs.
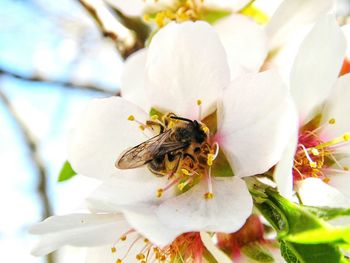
293,117 -> 350,184
128,108 -> 219,200
143,0 -> 205,27
110,230 -> 204,262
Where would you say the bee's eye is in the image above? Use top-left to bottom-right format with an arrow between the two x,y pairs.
194,147 -> 201,154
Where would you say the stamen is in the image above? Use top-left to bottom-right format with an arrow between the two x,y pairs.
204,168 -> 214,200
156,188 -> 164,198
299,144 -> 317,168
197,99 -> 202,120
128,115 -> 135,121
314,133 -> 350,150
111,247 -> 117,253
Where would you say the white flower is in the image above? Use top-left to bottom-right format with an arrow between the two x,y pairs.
105,0 -> 251,17
68,21 -> 296,247
273,15 -> 350,207
30,213 -> 228,262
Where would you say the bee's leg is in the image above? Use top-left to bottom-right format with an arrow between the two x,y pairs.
167,152 -> 183,179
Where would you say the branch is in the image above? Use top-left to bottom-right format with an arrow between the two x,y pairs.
0,67 -> 118,95
0,90 -> 55,263
78,0 -> 144,59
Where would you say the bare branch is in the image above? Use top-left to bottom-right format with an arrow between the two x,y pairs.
0,90 -> 56,263
78,0 -> 144,59
0,67 -> 119,96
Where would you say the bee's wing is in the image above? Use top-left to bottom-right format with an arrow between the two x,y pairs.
116,129 -> 187,169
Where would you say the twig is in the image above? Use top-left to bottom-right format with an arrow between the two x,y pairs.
78,0 -> 143,59
0,90 -> 55,263
0,67 -> 118,95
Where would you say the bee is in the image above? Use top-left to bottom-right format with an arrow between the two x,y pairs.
115,114 -> 210,177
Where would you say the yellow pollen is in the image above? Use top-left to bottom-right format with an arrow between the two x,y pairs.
197,99 -> 202,106
144,238 -> 149,243
139,125 -> 145,131
151,114 -> 159,121
203,126 -> 209,134
116,259 -> 122,263
136,253 -> 145,260
120,235 -> 127,241
310,161 -> 317,168
111,247 -> 117,253
311,148 -> 319,156
329,118 -> 336,125
204,192 -> 214,199
181,168 -> 190,175
343,133 -> 350,141
157,188 -> 164,198
178,182 -> 186,191
128,115 -> 135,121
323,177 -> 330,183
207,154 -> 214,166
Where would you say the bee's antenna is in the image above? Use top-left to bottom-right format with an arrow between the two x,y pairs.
170,116 -> 193,123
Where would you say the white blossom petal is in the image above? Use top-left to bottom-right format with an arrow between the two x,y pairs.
104,0 -> 144,16
321,74 -> 350,150
218,70 -> 297,177
214,14 -> 267,80
156,177 -> 253,233
290,15 -> 346,122
297,178 -> 350,208
266,0 -> 334,49
145,21 -> 230,119
30,214 -> 129,256
68,97 -> 150,180
121,49 -> 150,112
328,170 -> 350,202
273,130 -> 298,199
123,209 -> 183,247
204,0 -> 250,11
86,168 -> 173,212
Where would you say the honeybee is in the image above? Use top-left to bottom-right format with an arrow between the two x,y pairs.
115,114 -> 210,177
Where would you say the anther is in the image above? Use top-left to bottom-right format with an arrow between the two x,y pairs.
181,168 -> 190,175
144,238 -> 149,243
329,118 -> 336,125
343,133 -> 350,141
157,188 -> 164,198
204,192 -> 214,199
151,114 -> 159,121
120,235 -> 127,241
139,125 -> 145,131
128,115 -> 135,121
136,253 -> 145,260
111,247 -> 117,253
197,99 -> 202,106
207,154 -> 214,166
116,259 -> 122,263
311,148 -> 319,156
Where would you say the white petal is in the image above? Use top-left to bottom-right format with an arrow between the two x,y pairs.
266,0 -> 334,49
145,21 -> 230,119
156,177 -> 253,233
86,246 -> 115,263
123,209 -> 183,247
68,97 -> 150,180
86,168 -> 173,212
328,172 -> 350,202
273,130 -> 298,200
200,232 -> 232,263
120,49 -> 151,112
321,74 -> 350,149
290,15 -> 346,122
297,178 -> 350,208
214,14 -> 267,80
218,70 -> 298,177
30,214 -> 129,256
204,0 -> 250,11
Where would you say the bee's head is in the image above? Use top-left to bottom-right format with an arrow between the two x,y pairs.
193,120 -> 207,143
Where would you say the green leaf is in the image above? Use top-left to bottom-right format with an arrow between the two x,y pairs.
58,161 -> 77,182
303,206 -> 350,221
241,243 -> 274,263
280,241 -> 342,263
286,227 -> 350,244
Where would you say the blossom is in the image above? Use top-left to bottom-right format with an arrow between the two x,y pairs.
66,20 -> 296,248
273,15 -> 350,207
30,212 -> 225,262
